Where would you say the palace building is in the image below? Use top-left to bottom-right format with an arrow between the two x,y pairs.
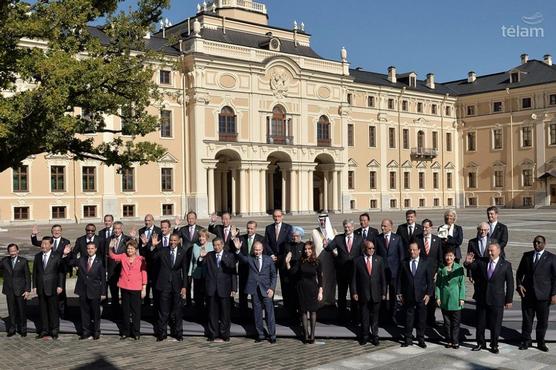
1,0 -> 555,224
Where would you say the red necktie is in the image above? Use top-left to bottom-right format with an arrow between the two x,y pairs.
87,257 -> 93,272
425,237 -> 430,255
347,236 -> 352,253
366,257 -> 372,275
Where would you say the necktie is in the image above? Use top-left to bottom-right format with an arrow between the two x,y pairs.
146,229 -> 151,240
346,236 -> 352,253
171,249 -> 176,267
425,237 -> 430,255
366,257 -> 372,275
248,237 -> 253,251
217,253 -> 222,268
12,257 -> 16,269
106,229 -> 111,239
534,252 -> 540,264
408,225 -> 413,237
411,259 -> 417,276
385,235 -> 390,249
257,257 -> 262,272
479,238 -> 485,256
489,223 -> 494,238
87,257 -> 93,272
224,228 -> 229,242
275,224 -> 280,241
487,261 -> 495,279
190,226 -> 194,241
116,237 -> 121,252
43,253 -> 48,269
164,236 -> 168,247
363,229 -> 367,239
53,239 -> 59,252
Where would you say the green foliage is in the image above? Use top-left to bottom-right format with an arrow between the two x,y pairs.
0,0 -> 171,172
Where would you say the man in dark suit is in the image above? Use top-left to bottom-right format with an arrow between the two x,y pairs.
355,212 -> 379,244
396,210 -> 424,250
31,224 -> 70,318
138,214 -> 162,306
1,244 -> 31,337
264,209 -> 293,316
397,241 -> 433,348
351,240 -> 386,345
465,242 -> 514,354
106,221 -> 131,313
33,237 -> 70,339
174,211 -> 203,306
73,224 -> 104,264
98,214 -> 114,268
234,239 -> 277,343
151,233 -> 188,341
325,219 -> 363,322
67,242 -> 106,340
198,238 -> 237,342
237,221 -> 265,319
208,212 -> 237,252
516,235 -> 556,352
417,219 -> 443,325
375,218 -> 405,321
467,222 -> 490,262
486,206 -> 509,258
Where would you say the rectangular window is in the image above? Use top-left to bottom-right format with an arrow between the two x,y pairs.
161,168 -> 173,191
83,205 -> 97,218
82,166 -> 96,192
522,126 -> 533,147
447,198 -> 454,206
493,129 -> 503,149
523,197 -> 533,207
418,172 -> 425,189
403,172 -> 410,189
446,132 -> 452,151
550,94 -> 556,105
389,171 -> 396,189
468,197 -> 477,207
404,199 -> 411,208
14,207 -> 29,220
522,169 -> 533,187
160,70 -> 171,85
417,102 -> 423,113
388,127 -> 396,148
162,204 -> 174,216
370,199 -> 377,209
433,172 -> 439,189
550,123 -> 556,145
350,200 -> 355,210
369,171 -> 376,189
52,206 -> 66,219
494,197 -> 504,206
123,205 -> 135,218
390,199 -> 397,208
367,96 -> 375,107
13,165 -> 28,192
368,126 -> 376,147
122,168 -> 135,192
433,198 -> 440,207
447,172 -> 453,189
467,132 -> 476,151
431,104 -> 437,115
347,124 -> 354,146
388,98 -> 395,110
401,100 -> 408,111
467,105 -> 475,116
494,170 -> 504,188
50,166 -> 65,192
522,97 -> 532,109
511,72 -> 519,83
402,129 -> 409,149
419,198 -> 425,207
493,101 -> 503,112
468,172 -> 477,188
432,131 -> 438,150
347,93 -> 353,105
445,106 -> 451,116
160,110 -> 172,138
348,171 -> 355,190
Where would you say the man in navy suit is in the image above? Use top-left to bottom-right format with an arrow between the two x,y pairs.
417,219 -> 443,325
467,223 -> 491,263
486,206 -> 509,258
397,241 -> 433,348
1,244 -> 31,337
355,212 -> 379,244
138,214 -> 162,306
208,212 -> 237,252
325,219 -> 363,322
465,242 -> 514,354
106,221 -> 131,314
375,219 -> 404,321
73,224 -> 104,264
516,235 -> 556,352
263,209 -> 293,316
237,221 -> 265,319
198,238 -> 237,342
234,239 -> 277,343
396,210 -> 424,250
67,242 -> 106,340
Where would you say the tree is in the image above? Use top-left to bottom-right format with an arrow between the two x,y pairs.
0,0 -> 171,173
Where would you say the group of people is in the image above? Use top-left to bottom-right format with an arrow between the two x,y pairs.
1,207 -> 555,353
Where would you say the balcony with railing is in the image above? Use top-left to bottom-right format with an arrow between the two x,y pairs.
410,147 -> 438,159
208,0 -> 267,14
219,132 -> 238,142
267,134 -> 293,145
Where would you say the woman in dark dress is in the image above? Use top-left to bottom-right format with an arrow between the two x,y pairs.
285,241 -> 323,344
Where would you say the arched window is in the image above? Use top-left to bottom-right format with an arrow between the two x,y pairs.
417,130 -> 425,150
218,106 -> 237,141
317,115 -> 331,146
267,105 -> 292,144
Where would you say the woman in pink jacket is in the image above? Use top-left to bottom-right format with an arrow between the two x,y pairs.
109,239 -> 147,340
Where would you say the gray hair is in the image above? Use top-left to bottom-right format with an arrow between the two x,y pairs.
342,219 -> 355,227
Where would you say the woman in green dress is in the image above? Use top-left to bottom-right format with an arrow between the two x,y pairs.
435,246 -> 466,349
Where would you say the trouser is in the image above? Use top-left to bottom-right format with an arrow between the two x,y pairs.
404,300 -> 426,340
207,295 -> 231,340
441,309 -> 461,344
239,270 -> 250,317
186,276 -> 193,306
252,289 -> 276,339
521,298 -> 550,343
157,289 -> 184,337
476,304 -> 504,347
108,276 -> 120,309
278,265 -> 296,319
193,278 -> 207,319
337,268 -> 357,321
121,289 -> 141,337
426,290 -> 437,324
38,294 -> 59,336
383,269 -> 398,320
359,300 -> 380,339
79,295 -> 101,336
5,293 -> 27,334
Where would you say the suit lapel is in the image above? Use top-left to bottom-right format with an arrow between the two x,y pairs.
534,252 -> 548,270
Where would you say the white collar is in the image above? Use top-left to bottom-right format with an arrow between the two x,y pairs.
490,257 -> 500,264
411,256 -> 420,263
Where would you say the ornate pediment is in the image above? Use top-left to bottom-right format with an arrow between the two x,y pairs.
444,161 -> 455,170
401,160 -> 412,169
347,158 -> 359,167
416,161 -> 427,169
387,160 -> 399,168
157,152 -> 178,164
431,161 -> 441,169
367,159 -> 380,168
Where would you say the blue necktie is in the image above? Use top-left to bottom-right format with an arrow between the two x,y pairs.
411,260 -> 417,276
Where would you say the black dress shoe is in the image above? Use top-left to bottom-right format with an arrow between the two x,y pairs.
175,336 -> 184,342
7,332 -> 16,337
254,338 -> 263,343
538,343 -> 549,352
417,340 -> 427,349
269,338 -> 276,344
36,332 -> 47,339
452,344 -> 459,349
471,344 -> 485,351
490,346 -> 499,354
156,336 -> 166,342
51,335 -> 58,340
120,335 -> 128,340
133,335 -> 140,340
79,335 -> 91,340
371,337 -> 379,346
20,332 -> 27,338
401,340 -> 412,347
444,343 -> 453,349
223,337 -> 230,342
93,334 -> 100,340
519,341 -> 530,350
359,339 -> 367,346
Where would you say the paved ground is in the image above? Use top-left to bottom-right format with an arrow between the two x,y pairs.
0,208 -> 555,369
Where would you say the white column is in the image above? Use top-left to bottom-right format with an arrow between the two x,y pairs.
222,171 -> 228,213
323,171 -> 329,211
290,169 -> 298,213
231,169 -> 237,215
267,167 -> 274,210
207,167 -> 215,214
332,170 -> 339,212
259,169 -> 267,214
281,170 -> 287,212
308,169 -> 314,212
239,168 -> 248,215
